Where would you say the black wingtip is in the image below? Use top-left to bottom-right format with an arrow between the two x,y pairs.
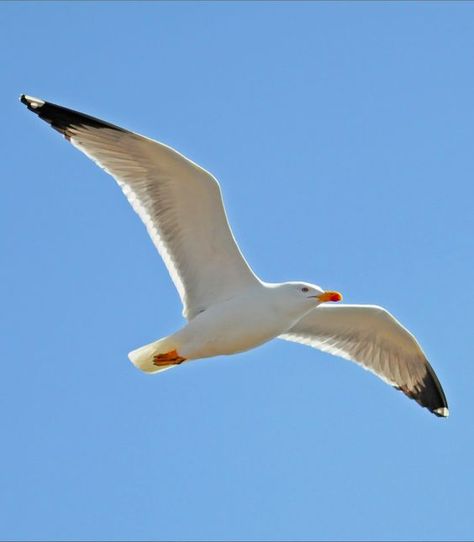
394,362 -> 449,418
20,94 -> 128,139
423,362 -> 449,418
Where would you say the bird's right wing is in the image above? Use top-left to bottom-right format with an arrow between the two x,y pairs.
21,95 -> 260,320
280,304 -> 449,417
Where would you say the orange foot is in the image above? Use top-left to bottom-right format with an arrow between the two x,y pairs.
153,349 -> 186,367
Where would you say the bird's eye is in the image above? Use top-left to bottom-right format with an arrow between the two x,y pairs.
302,287 -> 309,293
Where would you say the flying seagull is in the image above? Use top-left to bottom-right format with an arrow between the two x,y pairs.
20,94 -> 449,418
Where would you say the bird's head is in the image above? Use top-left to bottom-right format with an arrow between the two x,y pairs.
277,282 -> 343,312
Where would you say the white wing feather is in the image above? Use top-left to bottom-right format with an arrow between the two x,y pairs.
280,304 -> 449,416
22,96 -> 260,319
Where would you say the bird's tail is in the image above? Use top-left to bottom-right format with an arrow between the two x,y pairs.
128,335 -> 178,374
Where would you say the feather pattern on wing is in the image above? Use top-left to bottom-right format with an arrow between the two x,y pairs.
280,304 -> 449,416
21,96 -> 260,319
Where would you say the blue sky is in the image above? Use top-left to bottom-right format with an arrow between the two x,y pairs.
2,2 -> 474,540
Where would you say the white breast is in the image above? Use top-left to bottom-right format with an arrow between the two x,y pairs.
175,286 -> 304,359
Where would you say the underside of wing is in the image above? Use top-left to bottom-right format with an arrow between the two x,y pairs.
21,95 -> 260,319
280,304 -> 449,417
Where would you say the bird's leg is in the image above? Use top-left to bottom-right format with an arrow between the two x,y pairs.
153,349 -> 186,367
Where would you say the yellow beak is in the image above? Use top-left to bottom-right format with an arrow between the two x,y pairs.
318,290 -> 343,303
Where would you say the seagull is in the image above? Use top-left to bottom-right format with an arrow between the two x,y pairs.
20,94 -> 449,418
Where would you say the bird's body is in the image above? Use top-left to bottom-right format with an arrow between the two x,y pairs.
21,94 -> 449,417
130,282 -> 329,371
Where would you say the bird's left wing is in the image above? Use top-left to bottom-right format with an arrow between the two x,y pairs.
280,304 -> 449,417
20,95 -> 260,320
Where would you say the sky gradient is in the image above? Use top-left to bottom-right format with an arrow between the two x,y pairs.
2,2 -> 474,540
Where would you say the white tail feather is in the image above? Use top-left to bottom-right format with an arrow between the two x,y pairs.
128,336 -> 178,374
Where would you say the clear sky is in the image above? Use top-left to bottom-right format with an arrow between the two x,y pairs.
2,2 -> 473,540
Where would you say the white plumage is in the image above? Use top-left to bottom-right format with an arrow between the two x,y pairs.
59,123 -> 260,320
281,304 -> 448,416
21,94 -> 449,418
